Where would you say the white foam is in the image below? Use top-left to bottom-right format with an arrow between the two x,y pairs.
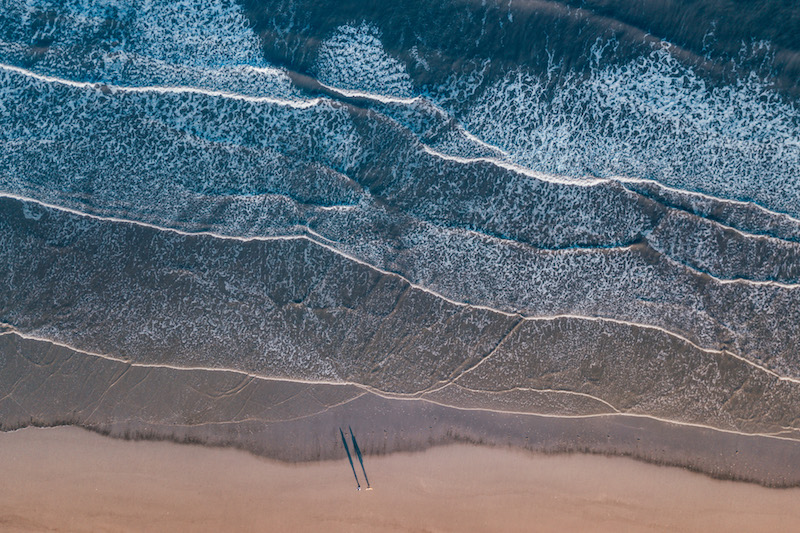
420,145 -> 608,187
0,62 -> 317,107
314,22 -> 414,98
0,0 -> 298,98
457,46 -> 800,217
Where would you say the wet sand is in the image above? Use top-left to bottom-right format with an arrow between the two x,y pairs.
5,332 -> 800,488
1,427 -> 799,532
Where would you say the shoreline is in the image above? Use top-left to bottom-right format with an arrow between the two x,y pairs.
2,426 -> 799,533
5,416 -> 800,490
3,332 -> 800,488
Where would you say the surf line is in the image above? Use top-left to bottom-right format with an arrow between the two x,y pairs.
0,62 -> 319,109
4,190 -> 800,388
4,194 -> 800,386
340,427 -> 361,490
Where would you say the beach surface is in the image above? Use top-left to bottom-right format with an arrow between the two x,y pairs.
1,427 -> 798,532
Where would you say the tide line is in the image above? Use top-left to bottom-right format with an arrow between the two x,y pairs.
2,330 -> 799,445
440,382 -> 622,413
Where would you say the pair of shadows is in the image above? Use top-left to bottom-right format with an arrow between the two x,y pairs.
340,426 -> 371,490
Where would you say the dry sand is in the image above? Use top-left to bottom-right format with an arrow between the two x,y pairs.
1,426 -> 798,532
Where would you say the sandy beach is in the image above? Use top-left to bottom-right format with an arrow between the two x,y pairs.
1,427 -> 798,532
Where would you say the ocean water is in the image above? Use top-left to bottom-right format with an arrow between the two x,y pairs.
1,0 -> 800,468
